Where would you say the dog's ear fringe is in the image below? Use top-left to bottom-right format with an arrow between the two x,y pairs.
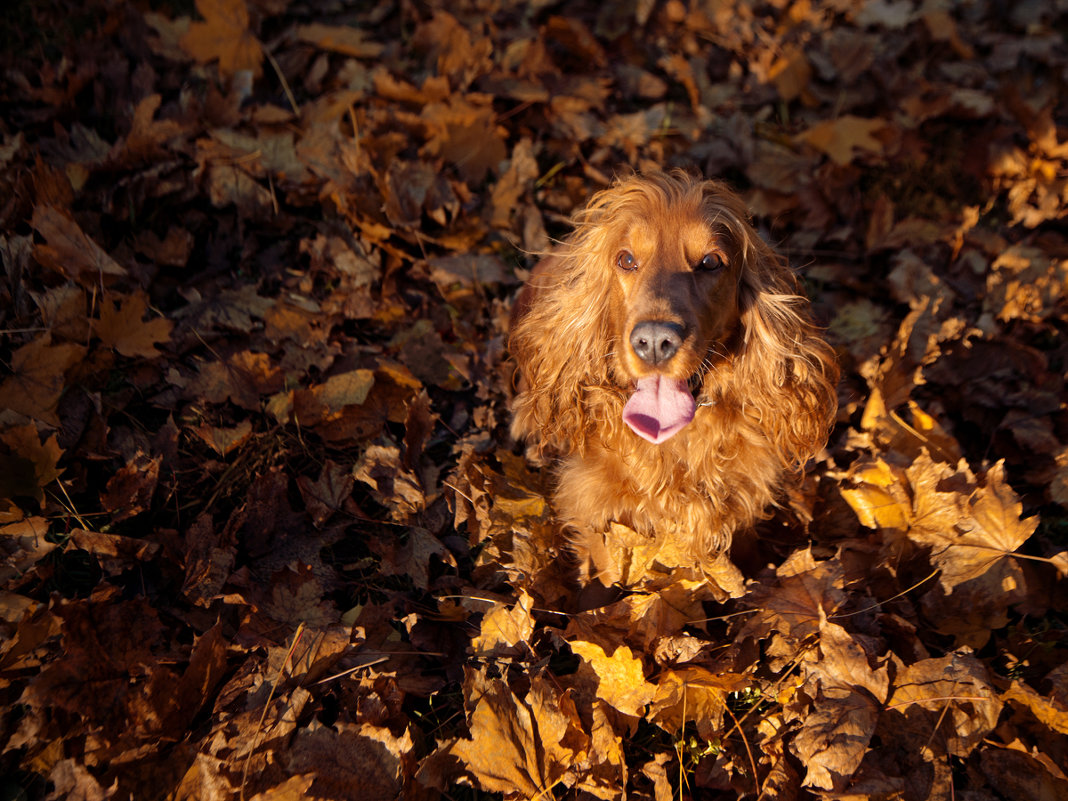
736,240 -> 839,471
508,243 -> 617,457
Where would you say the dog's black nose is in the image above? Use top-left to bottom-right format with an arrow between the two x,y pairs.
630,321 -> 684,365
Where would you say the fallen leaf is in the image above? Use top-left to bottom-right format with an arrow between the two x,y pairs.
95,293 -> 172,358
471,590 -> 535,656
570,640 -> 656,718
451,676 -> 559,797
796,116 -> 888,166
0,336 -> 86,424
31,205 -> 126,281
179,0 -> 262,77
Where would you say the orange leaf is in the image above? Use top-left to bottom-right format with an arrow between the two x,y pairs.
451,679 -> 554,797
179,0 -> 262,77
796,115 -> 887,165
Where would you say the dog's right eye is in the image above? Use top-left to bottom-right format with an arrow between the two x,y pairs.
617,250 -> 638,271
697,253 -> 726,273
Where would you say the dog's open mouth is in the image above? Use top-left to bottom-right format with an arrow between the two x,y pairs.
622,375 -> 696,444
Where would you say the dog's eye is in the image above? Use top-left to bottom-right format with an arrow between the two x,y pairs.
697,253 -> 726,273
616,250 -> 638,271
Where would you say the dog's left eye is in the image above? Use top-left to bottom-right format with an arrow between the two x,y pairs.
617,250 -> 638,271
696,253 -> 726,273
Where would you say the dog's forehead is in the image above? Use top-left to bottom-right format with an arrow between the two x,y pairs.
618,210 -> 723,253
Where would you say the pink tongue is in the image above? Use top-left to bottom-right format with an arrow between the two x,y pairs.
622,376 -> 696,444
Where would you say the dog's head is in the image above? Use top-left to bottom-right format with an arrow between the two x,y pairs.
568,172 -> 759,442
510,170 -> 836,459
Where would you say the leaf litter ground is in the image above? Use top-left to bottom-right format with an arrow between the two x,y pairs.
1,1 -> 1067,799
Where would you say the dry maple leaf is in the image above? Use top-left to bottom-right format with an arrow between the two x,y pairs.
739,549 -> 846,669
791,616 -> 890,790
648,667 -> 746,739
908,458 -> 1036,593
114,94 -> 184,164
1002,679 -> 1068,736
838,457 -> 912,534
569,640 -> 656,718
422,97 -> 508,185
796,115 -> 888,166
471,589 -> 536,656
886,653 -> 1001,758
296,459 -> 354,527
451,677 -> 565,797
0,335 -> 85,425
179,0 -> 263,77
0,425 -> 63,504
95,293 -> 173,358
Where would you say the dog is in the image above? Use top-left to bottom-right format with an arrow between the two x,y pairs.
509,171 -> 838,586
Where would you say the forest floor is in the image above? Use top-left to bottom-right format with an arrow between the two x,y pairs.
1,0 -> 1067,799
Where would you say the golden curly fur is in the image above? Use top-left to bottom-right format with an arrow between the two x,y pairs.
509,171 -> 838,585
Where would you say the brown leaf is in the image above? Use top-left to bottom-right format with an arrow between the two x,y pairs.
0,336 -> 85,424
95,293 -> 172,358
46,759 -> 117,801
70,529 -> 160,576
768,45 -> 812,102
1002,679 -> 1068,736
353,443 -> 425,521
0,517 -> 56,583
31,205 -> 126,281
795,116 -> 888,166
100,453 -> 161,522
285,722 -> 406,801
886,653 -> 1001,758
188,350 -> 284,410
911,459 -> 1036,593
296,459 -> 354,527
739,549 -> 846,670
113,94 -> 184,164
978,748 -> 1068,801
191,419 -> 253,456
422,97 -> 507,184
296,22 -> 384,59
792,617 -> 889,790
0,425 -> 63,504
132,226 -> 195,267
179,0 -> 262,77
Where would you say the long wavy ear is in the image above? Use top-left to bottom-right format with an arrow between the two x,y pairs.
508,200 -> 623,459
728,211 -> 839,470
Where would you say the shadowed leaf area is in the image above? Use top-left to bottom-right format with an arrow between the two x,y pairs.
1,0 -> 1068,799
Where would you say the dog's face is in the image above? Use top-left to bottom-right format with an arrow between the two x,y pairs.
593,187 -> 745,391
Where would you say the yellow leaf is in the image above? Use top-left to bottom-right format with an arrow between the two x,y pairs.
471,590 -> 535,654
570,640 -> 655,717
